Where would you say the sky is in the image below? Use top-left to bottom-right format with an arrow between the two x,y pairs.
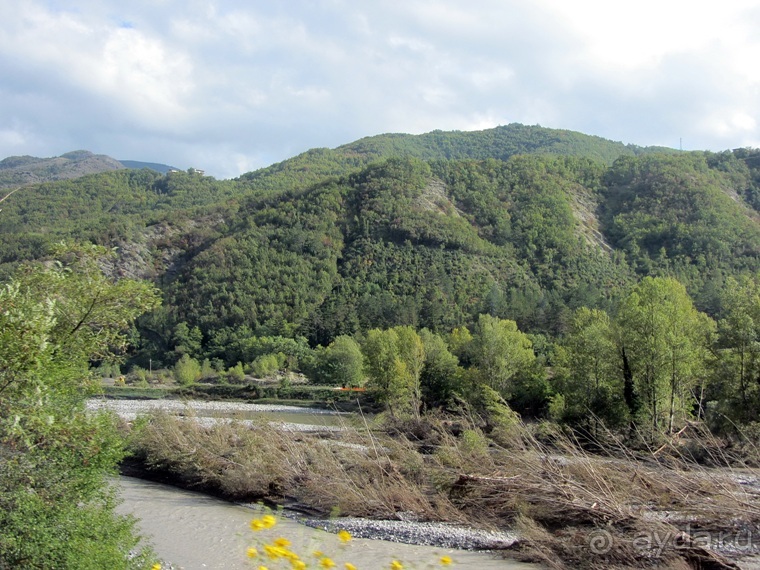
1,1 -> 759,179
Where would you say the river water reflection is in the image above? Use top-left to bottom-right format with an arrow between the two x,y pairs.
117,477 -> 540,570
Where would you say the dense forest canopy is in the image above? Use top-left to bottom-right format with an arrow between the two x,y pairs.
3,124 -> 760,428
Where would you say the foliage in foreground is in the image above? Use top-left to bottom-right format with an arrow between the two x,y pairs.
0,244 -> 161,569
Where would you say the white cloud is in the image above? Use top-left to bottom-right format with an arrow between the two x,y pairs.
0,127 -> 27,148
99,28 -> 195,124
0,0 -> 758,176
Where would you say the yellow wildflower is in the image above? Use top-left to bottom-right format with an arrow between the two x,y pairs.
439,555 -> 453,565
313,550 -> 324,557
345,563 -> 358,570
151,564 -> 161,570
247,547 -> 259,558
258,566 -> 270,570
292,561 -> 307,570
250,518 -> 265,531
262,514 -> 277,528
338,529 -> 352,542
390,561 -> 404,570
274,537 -> 292,547
264,544 -> 288,559
320,557 -> 337,568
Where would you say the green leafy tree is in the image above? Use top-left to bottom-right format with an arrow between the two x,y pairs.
617,277 -> 715,434
448,326 -> 474,365
226,361 -> 246,383
0,244 -> 160,568
470,314 -> 535,398
173,353 -> 202,385
172,322 -> 203,357
713,275 -> 760,424
419,329 -> 461,406
316,335 -> 365,387
553,307 -> 626,428
250,353 -> 285,378
393,326 -> 426,415
363,327 -> 425,417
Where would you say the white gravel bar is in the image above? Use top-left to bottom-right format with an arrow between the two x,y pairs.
301,516 -> 519,551
86,398 -> 346,431
88,398 -> 341,415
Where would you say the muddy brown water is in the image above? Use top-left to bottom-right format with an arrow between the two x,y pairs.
117,476 -> 540,570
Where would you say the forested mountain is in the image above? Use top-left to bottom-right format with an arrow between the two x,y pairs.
237,123 -> 675,196
2,124 -> 760,371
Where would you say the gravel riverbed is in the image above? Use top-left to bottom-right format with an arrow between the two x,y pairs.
87,398 -> 346,431
87,397 -> 343,417
299,516 -> 519,550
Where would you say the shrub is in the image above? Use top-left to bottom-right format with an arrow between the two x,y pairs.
226,361 -> 246,383
250,353 -> 286,378
173,354 -> 202,386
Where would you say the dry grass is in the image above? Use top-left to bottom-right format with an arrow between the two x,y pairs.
126,411 -> 760,569
127,410 -> 458,521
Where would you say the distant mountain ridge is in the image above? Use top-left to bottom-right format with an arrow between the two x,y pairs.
0,150 -> 177,190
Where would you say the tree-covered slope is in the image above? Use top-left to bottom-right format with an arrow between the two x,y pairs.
235,123 -> 678,202
337,123 -> 676,165
602,153 -> 760,292
2,126 -> 760,365
159,155 -> 632,359
0,168 -> 245,272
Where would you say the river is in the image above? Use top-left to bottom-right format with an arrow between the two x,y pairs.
116,476 -> 540,570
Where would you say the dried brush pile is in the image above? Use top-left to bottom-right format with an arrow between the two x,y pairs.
443,424 -> 760,569
127,410 -> 456,521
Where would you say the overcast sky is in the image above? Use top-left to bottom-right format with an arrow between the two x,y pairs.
1,1 -> 759,179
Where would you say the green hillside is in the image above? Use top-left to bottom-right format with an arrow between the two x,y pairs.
9,126 -> 760,570
336,123 -> 675,163
236,123 -> 676,200
2,125 -> 760,369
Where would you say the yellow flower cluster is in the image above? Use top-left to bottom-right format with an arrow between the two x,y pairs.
251,514 -> 278,531
246,513 -> 454,570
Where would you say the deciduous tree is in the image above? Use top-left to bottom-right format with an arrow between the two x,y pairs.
617,277 -> 714,434
0,244 -> 160,568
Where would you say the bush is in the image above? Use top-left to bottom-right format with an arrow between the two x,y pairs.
249,353 -> 285,378
173,354 -> 202,386
309,336 -> 365,387
0,244 -> 160,568
226,361 -> 246,383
